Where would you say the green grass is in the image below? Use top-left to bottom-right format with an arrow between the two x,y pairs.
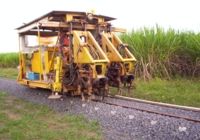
0,53 -> 18,68
0,68 -> 18,79
0,91 -> 102,140
111,78 -> 200,107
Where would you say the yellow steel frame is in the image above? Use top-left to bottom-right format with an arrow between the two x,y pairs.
18,79 -> 51,89
52,56 -> 62,92
17,11 -> 136,94
73,30 -> 109,78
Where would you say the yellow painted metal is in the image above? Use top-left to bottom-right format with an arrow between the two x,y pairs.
31,50 -> 51,73
95,63 -> 107,78
31,51 -> 41,73
112,33 -> 136,61
39,36 -> 57,46
73,30 -> 109,64
73,31 -> 92,63
37,25 -> 43,81
48,47 -> 58,71
17,53 -> 24,81
98,17 -> 104,23
87,32 -> 109,62
101,32 -> 137,75
52,56 -> 62,92
72,30 -> 109,79
65,14 -> 73,22
102,32 -> 136,62
102,32 -> 123,62
18,79 -> 51,89
17,11 -> 136,94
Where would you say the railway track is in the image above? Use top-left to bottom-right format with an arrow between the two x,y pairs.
112,95 -> 200,112
93,95 -> 200,123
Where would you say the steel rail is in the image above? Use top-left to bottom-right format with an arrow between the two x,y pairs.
109,95 -> 200,112
92,97 -> 200,123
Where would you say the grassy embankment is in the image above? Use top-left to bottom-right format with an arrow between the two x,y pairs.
0,53 -> 18,79
0,91 -> 102,140
110,78 -> 200,107
0,68 -> 18,79
134,78 -> 200,107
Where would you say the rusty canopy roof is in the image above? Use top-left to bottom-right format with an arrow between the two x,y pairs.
17,10 -> 116,30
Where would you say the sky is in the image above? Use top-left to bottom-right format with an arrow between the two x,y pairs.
0,0 -> 200,52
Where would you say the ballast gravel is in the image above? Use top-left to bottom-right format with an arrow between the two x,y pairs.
0,78 -> 200,140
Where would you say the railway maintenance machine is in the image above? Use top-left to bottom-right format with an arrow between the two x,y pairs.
17,11 -> 136,100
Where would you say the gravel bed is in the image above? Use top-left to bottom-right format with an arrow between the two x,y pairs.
104,96 -> 200,120
0,78 -> 200,140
